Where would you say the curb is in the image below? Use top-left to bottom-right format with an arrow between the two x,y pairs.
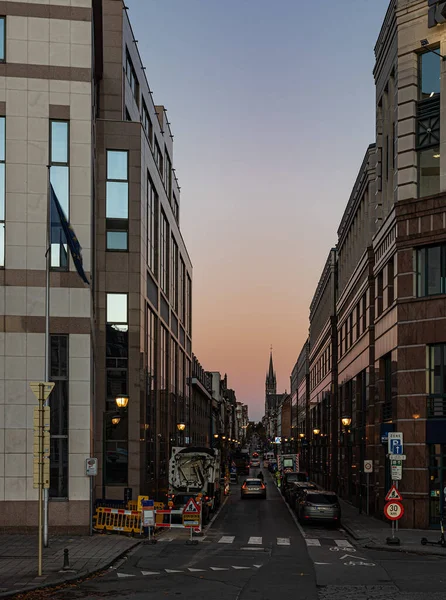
341,520 -> 372,542
365,542 -> 446,557
0,539 -> 142,599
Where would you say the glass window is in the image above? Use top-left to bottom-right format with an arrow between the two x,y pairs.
419,50 -> 441,100
154,141 -> 163,174
0,18 -> 5,62
0,115 -> 4,267
107,150 -> 128,180
419,147 -> 440,198
106,231 -> 127,251
51,121 -> 69,164
50,120 -> 69,269
428,344 -> 446,418
106,181 -> 128,219
106,150 -> 129,249
147,173 -> 158,276
173,194 -> 179,223
170,236 -> 178,311
107,293 -> 128,324
142,100 -> 153,146
164,149 -> 172,199
416,244 -> 446,297
179,257 -> 186,323
125,48 -> 139,104
49,334 -> 69,499
160,210 -> 169,296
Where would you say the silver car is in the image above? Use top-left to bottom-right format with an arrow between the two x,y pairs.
297,490 -> 341,525
241,478 -> 267,499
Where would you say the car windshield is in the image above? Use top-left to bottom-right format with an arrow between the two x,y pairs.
287,473 -> 307,482
245,480 -> 262,487
308,493 -> 338,505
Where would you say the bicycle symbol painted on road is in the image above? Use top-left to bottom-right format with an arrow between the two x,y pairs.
344,561 -> 376,567
329,546 -> 356,552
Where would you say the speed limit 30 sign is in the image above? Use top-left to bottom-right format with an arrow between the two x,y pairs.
384,501 -> 404,521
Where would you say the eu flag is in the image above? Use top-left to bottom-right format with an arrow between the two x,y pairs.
50,184 -> 89,285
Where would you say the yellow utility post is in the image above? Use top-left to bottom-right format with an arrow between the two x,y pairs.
30,382 -> 54,577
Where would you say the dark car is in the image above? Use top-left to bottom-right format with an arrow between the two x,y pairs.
281,472 -> 308,496
287,481 -> 318,509
297,490 -> 341,525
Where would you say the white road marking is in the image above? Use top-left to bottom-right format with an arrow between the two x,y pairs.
117,573 -> 134,578
335,539 -> 352,547
165,569 -> 183,573
232,566 -> 251,570
248,536 -> 262,545
305,539 -> 321,546
188,568 -> 206,572
277,537 -> 290,545
241,547 -> 264,551
218,535 -> 235,544
158,537 -> 174,542
141,571 -> 160,576
253,564 -> 262,568
315,562 -> 330,565
210,567 -> 229,571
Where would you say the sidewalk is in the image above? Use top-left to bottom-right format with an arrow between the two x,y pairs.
340,499 -> 446,556
0,533 -> 140,598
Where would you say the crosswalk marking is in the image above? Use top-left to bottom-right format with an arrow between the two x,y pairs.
165,569 -> 183,573
277,537 -> 290,546
210,567 -> 228,571
117,573 -> 134,578
188,568 -> 206,572
142,571 -> 160,576
305,539 -> 321,546
248,536 -> 262,545
218,535 -> 235,544
233,566 -> 251,569
335,539 -> 352,547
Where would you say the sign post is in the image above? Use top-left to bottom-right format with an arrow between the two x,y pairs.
30,382 -> 54,577
86,458 -> 98,537
385,485 -> 403,545
363,460 -> 373,516
183,497 -> 201,545
141,499 -> 155,543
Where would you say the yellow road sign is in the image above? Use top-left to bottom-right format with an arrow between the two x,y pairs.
30,382 -> 55,401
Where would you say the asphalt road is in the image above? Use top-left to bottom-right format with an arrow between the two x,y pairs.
26,468 -> 446,600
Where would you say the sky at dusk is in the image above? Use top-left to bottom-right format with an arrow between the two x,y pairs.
126,0 -> 390,422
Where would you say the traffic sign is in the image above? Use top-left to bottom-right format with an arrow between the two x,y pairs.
391,462 -> 402,481
388,432 -> 403,455
384,501 -> 404,521
86,458 -> 98,476
30,382 -> 55,401
385,484 -> 403,501
364,460 -> 373,473
183,497 -> 200,514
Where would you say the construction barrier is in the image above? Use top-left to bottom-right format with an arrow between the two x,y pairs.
94,507 -> 141,534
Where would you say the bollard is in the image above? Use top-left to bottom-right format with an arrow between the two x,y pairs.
63,548 -> 70,570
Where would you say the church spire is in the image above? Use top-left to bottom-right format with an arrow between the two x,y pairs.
265,346 -> 277,397
268,346 -> 274,380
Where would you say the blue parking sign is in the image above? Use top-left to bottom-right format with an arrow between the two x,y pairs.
388,433 -> 403,455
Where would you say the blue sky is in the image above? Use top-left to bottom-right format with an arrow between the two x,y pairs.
126,0 -> 391,421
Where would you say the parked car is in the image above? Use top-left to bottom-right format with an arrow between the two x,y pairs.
287,481 -> 318,509
297,490 -> 341,525
240,478 -> 267,499
281,471 -> 308,496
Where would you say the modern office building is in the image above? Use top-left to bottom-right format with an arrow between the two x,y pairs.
0,0 -> 193,532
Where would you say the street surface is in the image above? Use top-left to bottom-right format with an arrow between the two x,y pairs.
21,469 -> 446,600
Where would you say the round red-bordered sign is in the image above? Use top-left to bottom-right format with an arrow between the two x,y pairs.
384,501 -> 404,521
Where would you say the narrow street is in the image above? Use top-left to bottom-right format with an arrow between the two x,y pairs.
20,469 -> 446,600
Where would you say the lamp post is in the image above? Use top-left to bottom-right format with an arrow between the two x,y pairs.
340,416 -> 352,502
177,422 -> 186,446
102,396 -> 129,500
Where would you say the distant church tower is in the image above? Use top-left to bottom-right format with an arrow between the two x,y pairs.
265,349 -> 277,415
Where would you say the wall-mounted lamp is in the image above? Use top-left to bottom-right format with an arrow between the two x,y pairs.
115,395 -> 129,409
341,416 -> 352,428
313,428 -> 321,436
177,423 -> 186,431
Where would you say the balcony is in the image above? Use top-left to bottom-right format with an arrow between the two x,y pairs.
428,397 -> 446,418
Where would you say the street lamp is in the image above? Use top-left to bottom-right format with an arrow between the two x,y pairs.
115,395 -> 129,409
299,432 -> 305,439
177,422 -> 186,431
313,428 -> 321,436
341,416 -> 352,428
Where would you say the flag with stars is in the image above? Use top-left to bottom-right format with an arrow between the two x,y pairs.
50,184 -> 89,285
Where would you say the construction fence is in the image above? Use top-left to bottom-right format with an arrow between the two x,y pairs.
93,497 -> 166,535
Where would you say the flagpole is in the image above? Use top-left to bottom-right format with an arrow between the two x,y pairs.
43,166 -> 51,548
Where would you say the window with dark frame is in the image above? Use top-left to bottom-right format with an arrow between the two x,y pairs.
50,120 -> 69,269
147,172 -> 158,276
106,293 -> 129,485
173,193 -> 179,223
170,235 -> 178,312
154,140 -> 163,175
416,244 -> 446,297
125,48 -> 139,105
419,48 -> 441,100
160,210 -> 169,296
142,99 -> 153,146
427,344 -> 446,418
0,18 -> 5,62
49,335 -> 69,499
164,148 -> 172,200
0,116 -> 4,267
106,150 -> 129,251
146,308 -> 157,482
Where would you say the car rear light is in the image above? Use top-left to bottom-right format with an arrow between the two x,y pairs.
260,483 -> 265,489
242,483 -> 247,489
